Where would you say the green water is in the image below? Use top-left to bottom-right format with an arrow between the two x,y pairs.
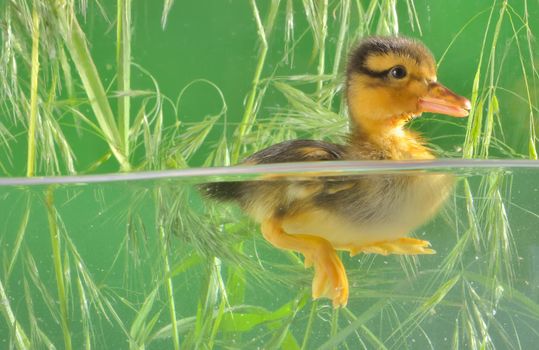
1,163 -> 539,348
1,0 -> 539,349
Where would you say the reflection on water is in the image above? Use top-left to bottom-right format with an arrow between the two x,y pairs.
0,162 -> 538,349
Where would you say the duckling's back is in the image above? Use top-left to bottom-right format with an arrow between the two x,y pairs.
200,139 -> 345,204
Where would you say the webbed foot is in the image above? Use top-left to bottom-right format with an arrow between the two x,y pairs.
347,237 -> 435,256
262,219 -> 349,308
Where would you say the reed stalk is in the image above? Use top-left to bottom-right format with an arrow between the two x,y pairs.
26,4 -> 40,177
57,6 -> 131,171
158,220 -> 180,350
231,0 -> 271,163
316,0 -> 328,96
45,189 -> 72,350
117,0 -> 132,160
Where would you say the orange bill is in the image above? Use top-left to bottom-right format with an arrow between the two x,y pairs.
418,81 -> 471,117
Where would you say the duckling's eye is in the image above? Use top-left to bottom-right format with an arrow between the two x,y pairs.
389,65 -> 407,79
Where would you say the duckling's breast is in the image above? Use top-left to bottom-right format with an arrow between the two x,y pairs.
281,173 -> 455,248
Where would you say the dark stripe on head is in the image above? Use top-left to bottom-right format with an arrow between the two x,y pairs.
358,66 -> 391,79
347,36 -> 430,79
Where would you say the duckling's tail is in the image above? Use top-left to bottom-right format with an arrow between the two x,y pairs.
198,181 -> 243,202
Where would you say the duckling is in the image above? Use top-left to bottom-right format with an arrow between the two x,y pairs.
202,36 -> 470,307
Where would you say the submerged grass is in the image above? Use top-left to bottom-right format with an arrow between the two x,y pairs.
0,276 -> 30,349
0,0 -> 538,349
45,189 -> 72,350
156,188 -> 181,350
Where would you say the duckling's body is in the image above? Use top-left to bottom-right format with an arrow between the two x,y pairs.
202,36 -> 470,307
279,171 -> 453,251
231,139 -> 452,249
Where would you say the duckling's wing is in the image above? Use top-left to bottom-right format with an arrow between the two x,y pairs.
200,140 -> 344,202
244,140 -> 345,164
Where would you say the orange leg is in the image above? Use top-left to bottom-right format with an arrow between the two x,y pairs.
261,218 -> 349,308
347,237 -> 435,256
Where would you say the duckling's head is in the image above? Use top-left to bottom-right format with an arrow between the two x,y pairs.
346,36 -> 470,136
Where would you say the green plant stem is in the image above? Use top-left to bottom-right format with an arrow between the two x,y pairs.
480,0 -> 507,158
330,308 -> 339,346
117,0 -> 132,159
159,226 -> 180,350
58,9 -> 131,171
463,2 -> 496,158
316,0 -> 328,96
0,277 -> 30,349
327,0 -> 350,108
506,4 -> 537,159
319,299 -> 390,350
231,0 -> 269,163
162,0 -> 175,29
7,198 -> 31,279
332,0 -> 349,78
300,301 -> 317,350
523,0 -> 538,158
26,4 -> 40,177
45,189 -> 72,350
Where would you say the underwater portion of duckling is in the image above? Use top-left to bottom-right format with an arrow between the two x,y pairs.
2,166 -> 538,349
202,36 -> 471,307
